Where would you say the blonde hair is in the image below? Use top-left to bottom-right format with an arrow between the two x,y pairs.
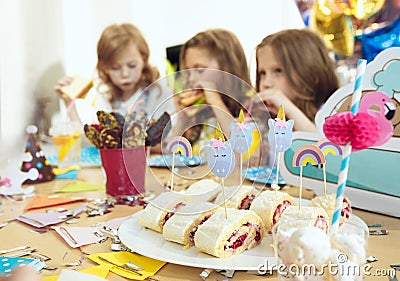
256,29 -> 339,121
96,23 -> 159,102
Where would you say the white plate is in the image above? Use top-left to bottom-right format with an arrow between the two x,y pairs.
118,201 -> 368,271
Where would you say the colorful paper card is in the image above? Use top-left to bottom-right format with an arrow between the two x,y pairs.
88,252 -> 166,280
24,195 -> 87,211
17,203 -> 87,228
55,181 -> 105,193
0,257 -> 45,275
280,47 -> 400,217
53,226 -> 105,248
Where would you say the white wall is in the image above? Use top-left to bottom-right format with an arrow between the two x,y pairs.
0,0 -> 65,161
0,0 -> 304,162
61,0 -> 304,76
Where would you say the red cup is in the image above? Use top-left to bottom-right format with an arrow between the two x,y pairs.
100,147 -> 146,196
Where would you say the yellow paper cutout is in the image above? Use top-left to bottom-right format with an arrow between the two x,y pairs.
242,129 -> 261,160
43,276 -> 58,281
81,265 -> 111,278
56,181 -> 105,193
53,165 -> 81,175
88,252 -> 166,280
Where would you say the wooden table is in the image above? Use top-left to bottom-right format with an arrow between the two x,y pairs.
0,166 -> 398,281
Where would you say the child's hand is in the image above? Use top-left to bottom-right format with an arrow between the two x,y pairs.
256,88 -> 294,117
178,89 -> 204,107
54,76 -> 74,105
257,88 -> 317,132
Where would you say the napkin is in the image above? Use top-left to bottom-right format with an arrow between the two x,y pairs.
24,195 -> 87,211
56,181 -> 105,193
16,203 -> 87,228
88,252 -> 166,280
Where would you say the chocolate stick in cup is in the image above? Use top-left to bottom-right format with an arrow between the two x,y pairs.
145,112 -> 171,147
84,124 -> 102,148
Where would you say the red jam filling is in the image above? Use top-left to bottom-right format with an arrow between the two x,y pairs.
188,214 -> 213,244
314,215 -> 329,234
240,194 -> 256,210
224,223 -> 261,250
224,233 -> 248,250
272,200 -> 293,225
341,197 -> 352,219
162,202 -> 186,225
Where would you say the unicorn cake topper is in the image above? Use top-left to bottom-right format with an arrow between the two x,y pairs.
230,109 -> 255,183
206,124 -> 235,178
230,109 -> 255,153
268,105 -> 294,190
206,123 -> 235,219
268,105 -> 294,153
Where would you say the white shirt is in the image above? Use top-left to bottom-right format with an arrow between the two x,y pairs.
74,79 -> 174,124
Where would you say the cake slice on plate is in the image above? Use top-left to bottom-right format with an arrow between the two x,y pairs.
194,208 -> 264,258
308,193 -> 352,225
163,201 -> 219,249
184,179 -> 221,202
249,190 -> 296,231
279,205 -> 330,234
214,185 -> 257,209
139,192 -> 192,233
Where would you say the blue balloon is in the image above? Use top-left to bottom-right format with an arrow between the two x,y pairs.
357,17 -> 400,62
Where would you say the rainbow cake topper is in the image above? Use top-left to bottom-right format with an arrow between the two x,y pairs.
292,144 -> 326,208
316,138 -> 343,196
292,144 -> 326,167
167,136 -> 192,191
316,139 -> 343,156
167,136 -> 193,158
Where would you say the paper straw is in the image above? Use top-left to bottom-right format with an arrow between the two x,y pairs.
331,59 -> 367,233
65,99 -> 76,122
